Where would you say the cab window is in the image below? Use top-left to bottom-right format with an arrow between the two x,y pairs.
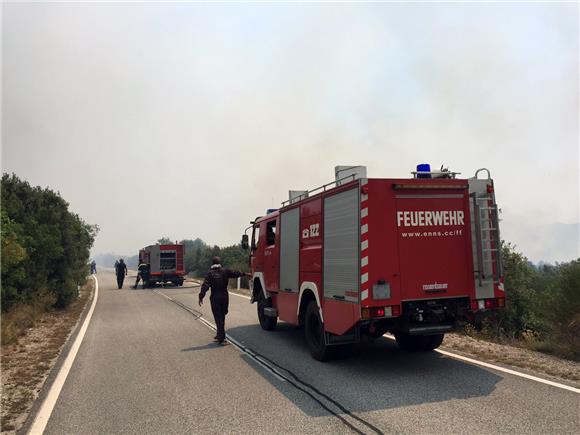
266,220 -> 277,246
252,225 -> 260,250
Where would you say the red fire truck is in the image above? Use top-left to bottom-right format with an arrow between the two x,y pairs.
242,166 -> 505,360
139,243 -> 186,287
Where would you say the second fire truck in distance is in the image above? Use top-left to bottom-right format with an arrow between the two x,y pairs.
139,243 -> 186,287
242,165 -> 505,360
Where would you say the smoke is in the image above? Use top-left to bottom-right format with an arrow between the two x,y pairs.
2,3 -> 578,263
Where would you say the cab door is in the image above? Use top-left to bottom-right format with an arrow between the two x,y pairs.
263,217 -> 280,290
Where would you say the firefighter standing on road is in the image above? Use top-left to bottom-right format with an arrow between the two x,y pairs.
198,257 -> 248,344
115,258 -> 127,289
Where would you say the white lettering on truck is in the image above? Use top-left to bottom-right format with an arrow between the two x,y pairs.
397,210 -> 465,227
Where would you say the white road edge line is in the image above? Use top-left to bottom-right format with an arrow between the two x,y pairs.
29,274 -> 100,435
154,289 -> 286,383
384,334 -> 580,394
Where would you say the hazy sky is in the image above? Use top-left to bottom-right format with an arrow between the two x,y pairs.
2,2 -> 579,263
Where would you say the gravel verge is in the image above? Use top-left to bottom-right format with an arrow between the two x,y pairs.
0,278 -> 95,434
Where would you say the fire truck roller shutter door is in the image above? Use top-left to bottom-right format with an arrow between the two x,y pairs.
148,245 -> 161,275
323,187 -> 360,303
280,208 -> 300,293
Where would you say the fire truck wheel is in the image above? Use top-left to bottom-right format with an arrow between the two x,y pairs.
424,333 -> 444,351
394,333 -> 444,352
257,296 -> 277,331
305,301 -> 331,361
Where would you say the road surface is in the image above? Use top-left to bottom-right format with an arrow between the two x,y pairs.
39,270 -> 579,434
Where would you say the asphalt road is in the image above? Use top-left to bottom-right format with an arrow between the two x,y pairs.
43,270 -> 579,434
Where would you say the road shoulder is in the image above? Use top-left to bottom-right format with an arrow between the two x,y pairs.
1,277 -> 96,434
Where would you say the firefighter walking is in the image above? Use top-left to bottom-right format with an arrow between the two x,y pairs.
198,257 -> 248,344
115,258 -> 127,289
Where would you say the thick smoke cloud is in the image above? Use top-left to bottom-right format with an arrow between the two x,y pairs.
2,3 -> 578,263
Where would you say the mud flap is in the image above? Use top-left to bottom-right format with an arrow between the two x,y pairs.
324,326 -> 360,346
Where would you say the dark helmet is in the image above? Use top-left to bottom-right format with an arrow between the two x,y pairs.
119,258 -> 125,263
212,256 -> 221,265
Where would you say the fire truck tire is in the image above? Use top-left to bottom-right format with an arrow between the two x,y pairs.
424,333 -> 444,351
305,301 -> 331,361
257,296 -> 277,331
394,333 -> 444,352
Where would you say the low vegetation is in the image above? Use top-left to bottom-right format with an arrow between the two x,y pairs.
1,173 -> 97,344
469,243 -> 580,361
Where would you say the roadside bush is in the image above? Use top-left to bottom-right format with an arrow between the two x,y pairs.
1,173 -> 97,340
535,260 -> 580,359
475,242 -> 580,361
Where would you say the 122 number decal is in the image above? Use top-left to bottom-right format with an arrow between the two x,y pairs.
302,223 -> 320,239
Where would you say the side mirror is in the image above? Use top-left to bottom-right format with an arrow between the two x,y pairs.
241,234 -> 249,250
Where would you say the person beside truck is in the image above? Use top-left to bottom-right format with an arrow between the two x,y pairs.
133,262 -> 151,289
198,256 -> 249,345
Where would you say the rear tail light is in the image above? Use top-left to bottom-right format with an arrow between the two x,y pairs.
471,298 -> 506,311
361,305 -> 401,319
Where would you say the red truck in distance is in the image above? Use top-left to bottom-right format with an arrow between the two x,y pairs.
242,165 -> 505,360
139,243 -> 185,287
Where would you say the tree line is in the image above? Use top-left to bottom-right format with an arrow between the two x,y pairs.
1,174 -> 98,313
156,237 -> 249,285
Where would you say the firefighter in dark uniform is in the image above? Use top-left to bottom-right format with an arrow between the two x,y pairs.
115,258 -> 127,289
133,262 -> 150,289
199,257 -> 248,344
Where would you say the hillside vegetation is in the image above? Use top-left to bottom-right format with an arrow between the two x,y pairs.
1,174 -> 97,344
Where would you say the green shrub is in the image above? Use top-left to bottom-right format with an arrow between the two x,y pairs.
1,173 -> 97,313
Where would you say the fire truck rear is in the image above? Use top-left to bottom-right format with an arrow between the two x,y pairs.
139,243 -> 185,287
242,166 -> 505,360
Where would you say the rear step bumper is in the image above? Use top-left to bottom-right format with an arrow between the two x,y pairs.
407,325 -> 454,335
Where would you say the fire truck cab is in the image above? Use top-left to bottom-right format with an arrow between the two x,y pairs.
243,166 -> 505,360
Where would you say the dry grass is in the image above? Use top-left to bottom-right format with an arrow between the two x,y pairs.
0,278 -> 95,434
1,291 -> 57,346
442,332 -> 580,386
